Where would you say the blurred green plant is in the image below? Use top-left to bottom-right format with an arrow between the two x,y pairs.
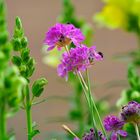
117,65 -> 140,107
0,1 -> 27,140
11,17 -> 48,140
43,0 -> 109,138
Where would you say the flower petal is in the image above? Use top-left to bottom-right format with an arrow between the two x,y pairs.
111,131 -> 117,140
57,64 -> 67,78
47,45 -> 55,51
117,130 -> 127,137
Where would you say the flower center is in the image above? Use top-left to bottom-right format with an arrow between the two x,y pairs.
56,35 -> 72,48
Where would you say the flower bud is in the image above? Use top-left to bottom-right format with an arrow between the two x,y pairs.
120,101 -> 140,124
12,38 -> 21,51
32,78 -> 48,97
12,56 -> 22,66
21,47 -> 30,62
15,17 -> 22,30
21,36 -> 28,48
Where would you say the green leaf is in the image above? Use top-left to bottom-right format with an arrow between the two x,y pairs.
30,129 -> 40,138
32,78 -> 48,97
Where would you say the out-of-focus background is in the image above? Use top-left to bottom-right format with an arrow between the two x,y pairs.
6,0 -> 136,139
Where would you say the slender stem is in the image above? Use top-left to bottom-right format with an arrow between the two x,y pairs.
118,135 -> 121,140
76,72 -> 89,105
134,123 -> 140,140
78,71 -> 88,90
25,86 -> 32,140
76,71 -> 99,139
0,101 -> 7,140
85,70 -> 100,139
62,124 -> 80,139
86,69 -> 108,139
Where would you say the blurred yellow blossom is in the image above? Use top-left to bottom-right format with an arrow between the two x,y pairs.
94,0 -> 140,34
94,4 -> 126,29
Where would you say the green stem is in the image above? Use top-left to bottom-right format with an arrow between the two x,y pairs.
0,101 -> 7,140
25,86 -> 32,140
77,71 -> 99,139
77,72 -> 89,105
78,71 -> 88,90
118,135 -> 121,140
86,69 -> 108,139
134,123 -> 140,140
74,81 -> 85,136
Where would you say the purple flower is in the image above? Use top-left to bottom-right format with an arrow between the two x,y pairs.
44,23 -> 85,51
57,45 -> 103,79
104,115 -> 127,140
120,101 -> 140,124
82,128 -> 106,140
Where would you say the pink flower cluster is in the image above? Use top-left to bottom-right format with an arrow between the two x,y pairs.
44,23 -> 85,51
44,23 -> 103,79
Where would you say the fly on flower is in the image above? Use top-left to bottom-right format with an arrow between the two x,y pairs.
57,45 -> 103,80
44,23 -> 85,51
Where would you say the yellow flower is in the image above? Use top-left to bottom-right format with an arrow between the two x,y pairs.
94,0 -> 140,31
131,0 -> 140,15
94,4 -> 126,29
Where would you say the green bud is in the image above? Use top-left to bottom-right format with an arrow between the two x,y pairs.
27,58 -> 35,68
32,78 -> 48,97
21,48 -> 30,62
13,28 -> 24,38
26,58 -> 35,77
12,38 -> 21,51
21,36 -> 28,48
12,56 -> 22,66
15,17 -> 22,30
27,67 -> 35,77
20,65 -> 26,73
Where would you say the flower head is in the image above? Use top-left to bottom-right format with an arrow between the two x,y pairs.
120,101 -> 140,124
104,115 -> 127,140
57,45 -> 103,79
44,23 -> 85,51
